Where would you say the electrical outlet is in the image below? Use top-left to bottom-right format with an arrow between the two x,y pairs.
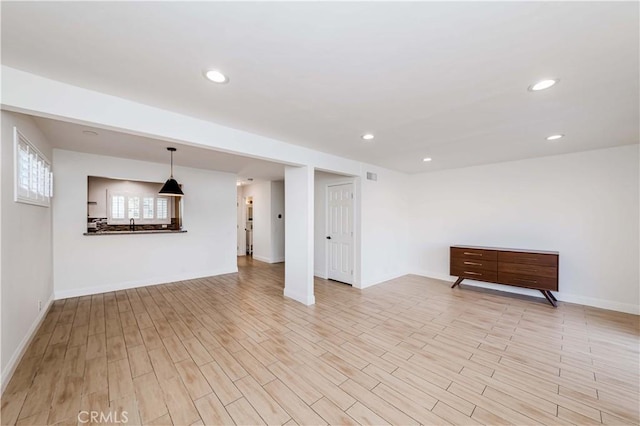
38,300 -> 42,312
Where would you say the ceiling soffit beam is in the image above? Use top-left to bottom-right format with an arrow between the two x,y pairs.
1,66 -> 363,177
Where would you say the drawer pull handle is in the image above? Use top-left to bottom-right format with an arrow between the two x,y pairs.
464,261 -> 482,266
514,278 -> 537,284
464,252 -> 483,256
464,271 -> 482,276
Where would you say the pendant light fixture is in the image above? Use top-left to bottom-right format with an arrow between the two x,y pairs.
159,147 -> 184,196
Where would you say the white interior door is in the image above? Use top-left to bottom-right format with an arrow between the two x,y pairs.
327,183 -> 354,285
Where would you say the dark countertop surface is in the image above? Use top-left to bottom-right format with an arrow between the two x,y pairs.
83,230 -> 187,236
451,245 -> 558,255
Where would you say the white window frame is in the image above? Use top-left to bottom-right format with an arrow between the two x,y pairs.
142,196 -> 155,220
156,197 -> 169,221
14,127 -> 53,207
107,190 -> 172,225
111,194 -> 126,220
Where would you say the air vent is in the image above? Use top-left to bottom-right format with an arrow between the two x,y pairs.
366,172 -> 377,181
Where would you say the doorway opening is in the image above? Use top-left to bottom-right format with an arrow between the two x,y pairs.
237,180 -> 285,265
314,171 -> 358,286
245,196 -> 253,256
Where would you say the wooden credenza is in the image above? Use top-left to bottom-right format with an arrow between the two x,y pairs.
450,245 -> 559,307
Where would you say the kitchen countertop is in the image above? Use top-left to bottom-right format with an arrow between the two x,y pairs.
83,230 -> 187,236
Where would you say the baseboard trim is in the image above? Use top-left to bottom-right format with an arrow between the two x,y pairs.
1,293 -> 54,394
411,270 -> 640,315
314,269 -> 328,279
284,287 -> 315,305
54,267 -> 238,300
357,271 -> 409,290
252,255 -> 284,264
552,292 -> 640,315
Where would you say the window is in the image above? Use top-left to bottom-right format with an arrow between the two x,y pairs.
111,195 -> 125,219
157,198 -> 168,220
107,191 -> 171,224
14,127 -> 53,207
128,196 -> 140,219
143,197 -> 154,219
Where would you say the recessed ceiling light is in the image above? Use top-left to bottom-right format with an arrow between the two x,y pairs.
528,79 -> 558,91
82,130 -> 98,136
204,69 -> 228,84
546,134 -> 564,141
361,133 -> 375,140
423,157 -> 432,162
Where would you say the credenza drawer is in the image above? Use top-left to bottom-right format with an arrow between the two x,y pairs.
498,272 -> 558,291
450,267 -> 497,282
498,251 -> 558,267
498,262 -> 557,278
451,258 -> 497,272
451,247 -> 497,261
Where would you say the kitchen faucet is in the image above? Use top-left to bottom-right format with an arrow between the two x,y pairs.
129,218 -> 135,231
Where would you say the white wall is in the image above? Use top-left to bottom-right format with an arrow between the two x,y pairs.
360,166 -> 412,288
53,149 -> 237,298
270,181 -> 285,263
1,111 -> 54,389
409,145 -> 640,314
284,166 -> 314,305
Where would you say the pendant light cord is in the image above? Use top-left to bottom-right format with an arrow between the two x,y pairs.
170,150 -> 174,178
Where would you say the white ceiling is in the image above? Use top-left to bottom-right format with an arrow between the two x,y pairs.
2,2 -> 638,173
33,117 -> 285,181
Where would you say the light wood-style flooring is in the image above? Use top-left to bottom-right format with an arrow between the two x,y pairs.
2,257 -> 639,425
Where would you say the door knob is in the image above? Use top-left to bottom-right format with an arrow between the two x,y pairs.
326,236 -> 331,239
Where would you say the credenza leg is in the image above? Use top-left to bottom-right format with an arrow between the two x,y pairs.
451,277 -> 464,289
548,291 -> 557,302
540,290 -> 557,307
